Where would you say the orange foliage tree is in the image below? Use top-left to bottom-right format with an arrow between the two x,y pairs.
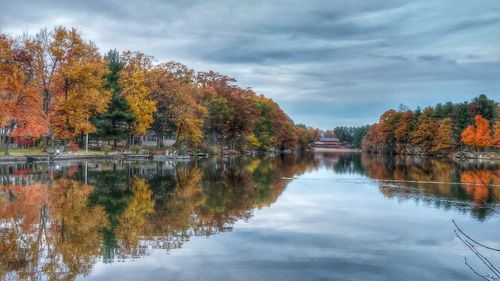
0,34 -> 47,154
394,110 -> 414,144
150,62 -> 206,146
432,118 -> 454,153
410,107 -> 436,153
493,122 -> 500,148
461,115 -> 492,149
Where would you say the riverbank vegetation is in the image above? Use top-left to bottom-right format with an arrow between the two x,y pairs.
0,27 -> 318,155
362,95 -> 499,155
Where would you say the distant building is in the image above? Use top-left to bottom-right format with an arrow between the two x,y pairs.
312,137 -> 343,149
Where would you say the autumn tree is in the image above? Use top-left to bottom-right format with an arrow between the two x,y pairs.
410,107 -> 436,153
432,118 -> 454,153
394,110 -> 414,144
224,88 -> 259,150
362,123 -> 382,152
197,71 -> 258,150
461,115 -> 492,149
120,51 -> 156,137
253,97 -> 275,150
378,109 -> 402,151
493,122 -> 500,148
49,27 -> 111,141
295,124 -> 319,148
150,62 -> 206,147
0,34 -> 47,154
204,97 -> 234,146
266,98 -> 297,150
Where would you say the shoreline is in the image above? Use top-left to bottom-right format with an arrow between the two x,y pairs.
312,147 -> 362,153
1,149 -> 498,163
0,154 -> 120,163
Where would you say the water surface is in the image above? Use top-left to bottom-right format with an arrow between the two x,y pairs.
1,153 -> 499,280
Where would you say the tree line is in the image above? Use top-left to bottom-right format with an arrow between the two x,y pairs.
362,95 -> 500,155
0,27 -> 319,154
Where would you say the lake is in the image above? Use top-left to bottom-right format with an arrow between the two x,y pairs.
0,152 -> 499,281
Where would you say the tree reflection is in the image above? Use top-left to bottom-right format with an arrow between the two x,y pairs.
1,153 -> 498,280
0,184 -> 46,280
0,179 -> 107,280
0,155 -> 318,280
359,154 -> 500,220
114,177 -> 155,259
44,179 -> 108,280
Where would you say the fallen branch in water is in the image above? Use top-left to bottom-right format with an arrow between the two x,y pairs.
453,220 -> 500,252
453,220 -> 500,280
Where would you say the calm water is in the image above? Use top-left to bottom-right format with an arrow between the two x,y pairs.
0,153 -> 499,281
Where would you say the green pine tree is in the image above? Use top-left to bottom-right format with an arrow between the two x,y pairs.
93,50 -> 135,147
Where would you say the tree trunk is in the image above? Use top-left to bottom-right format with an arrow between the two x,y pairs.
4,136 -> 10,156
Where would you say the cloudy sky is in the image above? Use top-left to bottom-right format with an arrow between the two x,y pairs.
1,0 -> 500,128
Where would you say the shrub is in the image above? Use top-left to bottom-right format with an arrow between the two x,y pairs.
102,145 -> 112,155
68,142 -> 79,153
131,145 -> 141,154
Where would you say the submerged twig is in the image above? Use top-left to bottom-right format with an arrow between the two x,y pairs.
453,220 -> 500,280
453,220 -> 500,252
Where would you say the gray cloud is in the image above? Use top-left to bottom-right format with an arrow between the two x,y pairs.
1,0 -> 499,128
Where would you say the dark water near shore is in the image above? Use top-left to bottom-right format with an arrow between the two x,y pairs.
0,153 -> 499,281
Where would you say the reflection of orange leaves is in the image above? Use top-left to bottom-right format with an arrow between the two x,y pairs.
12,168 -> 32,177
464,185 -> 489,203
461,170 -> 493,186
460,170 -> 496,203
66,164 -> 78,177
40,178 -> 108,279
0,184 -> 47,231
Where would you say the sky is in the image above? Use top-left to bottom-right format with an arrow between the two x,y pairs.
1,0 -> 500,129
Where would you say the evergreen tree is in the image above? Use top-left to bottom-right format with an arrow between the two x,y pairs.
451,102 -> 472,143
93,50 -> 135,147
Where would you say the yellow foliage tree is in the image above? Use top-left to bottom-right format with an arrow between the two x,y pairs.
49,27 -> 111,140
120,51 -> 157,136
246,133 -> 261,150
